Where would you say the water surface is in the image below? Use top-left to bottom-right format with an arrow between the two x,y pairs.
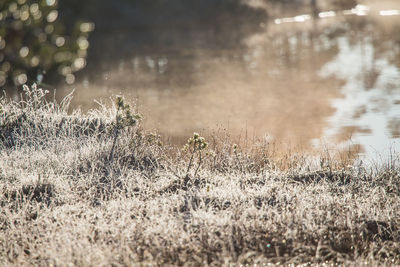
60,2 -> 400,160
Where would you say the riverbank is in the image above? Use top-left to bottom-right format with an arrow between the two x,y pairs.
0,85 -> 399,265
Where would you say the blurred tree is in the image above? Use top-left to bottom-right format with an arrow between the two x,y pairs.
0,0 -> 94,87
1,0 -> 267,88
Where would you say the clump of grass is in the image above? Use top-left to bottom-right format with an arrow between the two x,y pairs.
0,84 -> 399,266
182,132 -> 208,178
0,84 -> 110,148
108,95 -> 140,163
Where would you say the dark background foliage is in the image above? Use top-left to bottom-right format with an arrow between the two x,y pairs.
1,0 -> 268,88
0,0 -> 93,87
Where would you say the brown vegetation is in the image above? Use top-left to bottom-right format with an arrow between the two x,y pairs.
0,85 -> 399,265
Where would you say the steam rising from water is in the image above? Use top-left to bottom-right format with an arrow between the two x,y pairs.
60,1 -> 400,160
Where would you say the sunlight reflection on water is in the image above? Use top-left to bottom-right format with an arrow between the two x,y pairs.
57,2 -> 400,161
315,36 -> 400,160
275,5 -> 400,25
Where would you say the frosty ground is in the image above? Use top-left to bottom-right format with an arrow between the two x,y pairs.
0,85 -> 399,266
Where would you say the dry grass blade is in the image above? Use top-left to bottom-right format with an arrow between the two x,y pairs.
0,85 -> 399,266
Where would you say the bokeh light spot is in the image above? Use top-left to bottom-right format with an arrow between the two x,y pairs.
15,73 -> 28,85
47,10 -> 58,22
65,74 -> 75,84
77,37 -> 89,50
80,22 -> 95,33
19,46 -> 29,58
55,36 -> 65,47
46,0 -> 56,6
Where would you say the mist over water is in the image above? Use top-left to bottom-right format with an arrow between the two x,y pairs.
57,1 -> 400,160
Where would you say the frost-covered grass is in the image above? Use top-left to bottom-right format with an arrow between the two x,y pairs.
0,85 -> 399,266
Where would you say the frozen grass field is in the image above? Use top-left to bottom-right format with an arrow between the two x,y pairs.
0,85 -> 399,266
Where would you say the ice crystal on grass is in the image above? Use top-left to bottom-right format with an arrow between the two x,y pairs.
0,84 -> 399,265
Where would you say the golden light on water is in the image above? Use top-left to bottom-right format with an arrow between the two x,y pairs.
345,4 -> 370,16
319,11 -> 336,18
274,15 -> 311,24
0,0 -> 391,159
380,10 -> 400,16
273,3 -> 399,26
